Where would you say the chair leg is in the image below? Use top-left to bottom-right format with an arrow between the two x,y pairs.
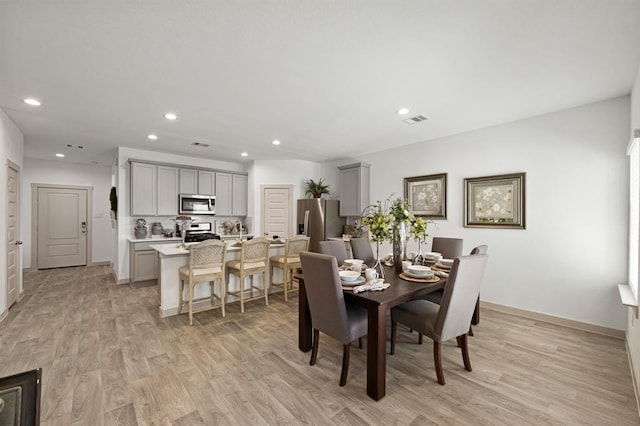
390,320 -> 397,355
239,274 -> 245,313
434,341 -> 445,385
188,282 -> 194,326
418,333 -> 423,344
468,326 -> 474,337
310,329 -> 319,366
178,279 -> 184,315
358,337 -> 363,349
339,344 -> 350,387
264,271 -> 269,306
283,266 -> 288,302
459,333 -> 472,372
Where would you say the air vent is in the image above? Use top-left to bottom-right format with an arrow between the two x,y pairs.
65,144 -> 84,149
403,115 -> 429,125
192,142 -> 210,148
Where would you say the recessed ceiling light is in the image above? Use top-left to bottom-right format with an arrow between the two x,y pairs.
241,152 -> 248,157
396,108 -> 410,115
164,113 -> 177,120
148,134 -> 158,140
55,153 -> 64,158
24,98 -> 41,106
272,140 -> 281,146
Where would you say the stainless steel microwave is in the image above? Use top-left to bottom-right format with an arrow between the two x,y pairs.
179,194 -> 216,215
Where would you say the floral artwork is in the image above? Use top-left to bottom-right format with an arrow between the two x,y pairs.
464,173 -> 525,229
404,173 -> 447,219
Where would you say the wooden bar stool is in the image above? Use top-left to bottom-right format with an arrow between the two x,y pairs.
226,237 -> 270,313
178,239 -> 227,325
269,235 -> 309,302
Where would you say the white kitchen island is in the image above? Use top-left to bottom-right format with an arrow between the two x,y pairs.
151,241 -> 285,318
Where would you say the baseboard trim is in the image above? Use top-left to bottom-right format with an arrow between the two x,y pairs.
480,301 -> 624,339
89,261 -> 111,267
0,309 -> 7,323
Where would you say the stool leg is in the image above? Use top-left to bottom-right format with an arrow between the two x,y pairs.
240,274 -> 245,313
264,271 -> 269,306
188,281 -> 194,326
283,265 -> 288,302
220,277 -> 226,318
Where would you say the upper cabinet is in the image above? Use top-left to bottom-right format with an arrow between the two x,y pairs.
179,169 -> 215,195
338,162 -> 371,217
215,172 -> 232,216
131,162 -> 179,216
232,174 -> 248,216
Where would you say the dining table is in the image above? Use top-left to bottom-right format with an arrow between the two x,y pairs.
296,264 -> 446,401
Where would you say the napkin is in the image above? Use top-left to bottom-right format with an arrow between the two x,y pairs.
352,279 -> 390,294
434,270 -> 449,278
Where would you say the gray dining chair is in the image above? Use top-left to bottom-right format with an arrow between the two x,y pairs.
318,240 -> 349,265
431,237 -> 464,259
390,254 -> 488,385
299,251 -> 368,387
349,237 -> 375,263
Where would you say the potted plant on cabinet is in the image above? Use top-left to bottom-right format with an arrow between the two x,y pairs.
305,178 -> 330,198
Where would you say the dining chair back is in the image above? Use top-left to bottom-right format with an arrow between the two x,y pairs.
226,237 -> 270,313
299,251 -> 368,386
470,244 -> 488,255
269,235 -> 309,302
178,239 -> 227,325
318,240 -> 349,265
431,237 -> 463,259
349,237 -> 375,263
390,254 -> 488,385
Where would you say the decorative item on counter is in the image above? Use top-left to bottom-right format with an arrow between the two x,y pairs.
151,222 -> 164,236
305,178 -> 330,198
172,216 -> 194,249
163,229 -> 174,238
134,218 -> 148,239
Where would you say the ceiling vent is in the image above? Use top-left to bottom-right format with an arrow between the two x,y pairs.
192,142 -> 210,148
403,115 -> 429,124
65,144 -> 84,149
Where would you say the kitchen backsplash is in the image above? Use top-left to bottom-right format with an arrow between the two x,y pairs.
130,215 -> 251,239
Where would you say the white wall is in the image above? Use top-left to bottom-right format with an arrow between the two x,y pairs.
628,65 -> 640,409
0,109 -> 24,317
115,147 -> 245,281
248,159 -> 323,236
22,158 -> 112,268
325,97 -> 630,330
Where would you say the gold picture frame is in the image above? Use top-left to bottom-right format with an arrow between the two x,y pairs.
464,172 -> 526,229
404,173 -> 447,219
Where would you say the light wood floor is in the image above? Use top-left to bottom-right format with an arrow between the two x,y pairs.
0,265 -> 638,425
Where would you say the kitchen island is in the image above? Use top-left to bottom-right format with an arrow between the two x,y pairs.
151,240 -> 285,317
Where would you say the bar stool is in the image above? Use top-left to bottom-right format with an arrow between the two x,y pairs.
226,237 -> 270,313
269,235 -> 309,302
178,239 -> 227,325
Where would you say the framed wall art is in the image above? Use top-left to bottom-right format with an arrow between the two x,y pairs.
404,173 -> 447,219
464,172 -> 525,229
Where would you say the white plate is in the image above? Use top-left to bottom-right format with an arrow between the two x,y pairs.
435,262 -> 451,270
439,258 -> 454,266
404,270 -> 435,279
341,276 -> 366,286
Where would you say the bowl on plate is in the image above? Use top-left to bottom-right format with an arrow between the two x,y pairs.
439,258 -> 454,267
422,252 -> 442,261
339,270 -> 361,282
407,265 -> 433,276
344,258 -> 364,272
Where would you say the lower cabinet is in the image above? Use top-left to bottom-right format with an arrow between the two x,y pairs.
130,241 -> 158,286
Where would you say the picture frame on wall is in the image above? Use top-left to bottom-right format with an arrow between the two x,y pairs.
464,172 -> 526,229
404,173 -> 447,219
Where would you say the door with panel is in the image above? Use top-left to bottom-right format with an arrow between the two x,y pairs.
262,186 -> 292,238
36,187 -> 88,269
6,161 -> 20,308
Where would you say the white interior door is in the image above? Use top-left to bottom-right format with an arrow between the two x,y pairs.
262,186 -> 292,239
6,162 -> 20,308
37,187 -> 87,269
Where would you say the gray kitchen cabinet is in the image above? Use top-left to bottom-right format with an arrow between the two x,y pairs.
198,170 -> 216,195
232,174 -> 248,216
215,172 -> 232,216
179,168 -> 197,194
338,162 -> 371,216
129,241 -> 158,286
131,162 -> 178,216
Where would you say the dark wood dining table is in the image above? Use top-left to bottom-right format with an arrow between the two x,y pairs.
296,264 -> 446,401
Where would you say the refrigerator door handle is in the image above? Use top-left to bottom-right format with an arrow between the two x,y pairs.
303,210 -> 310,236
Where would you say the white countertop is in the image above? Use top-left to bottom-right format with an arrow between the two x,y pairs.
129,236 -> 182,243
150,240 -> 284,256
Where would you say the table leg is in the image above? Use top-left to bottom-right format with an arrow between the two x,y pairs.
366,304 -> 387,400
298,277 -> 313,352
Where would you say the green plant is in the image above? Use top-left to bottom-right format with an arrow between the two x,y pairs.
305,178 -> 330,198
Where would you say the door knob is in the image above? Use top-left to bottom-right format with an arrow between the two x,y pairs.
15,240 -> 23,245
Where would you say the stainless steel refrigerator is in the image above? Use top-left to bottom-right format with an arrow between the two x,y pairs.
297,199 -> 345,253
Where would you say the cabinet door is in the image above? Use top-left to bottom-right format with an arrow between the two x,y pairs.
215,172 -> 232,216
131,162 -> 157,216
157,166 -> 179,216
134,250 -> 158,281
232,174 -> 248,216
179,169 -> 197,194
198,170 -> 216,195
339,167 -> 360,216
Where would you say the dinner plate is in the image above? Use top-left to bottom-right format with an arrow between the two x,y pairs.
341,276 -> 366,286
435,262 -> 452,270
404,270 -> 435,279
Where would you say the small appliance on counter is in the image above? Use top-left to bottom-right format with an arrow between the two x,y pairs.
180,222 -> 221,243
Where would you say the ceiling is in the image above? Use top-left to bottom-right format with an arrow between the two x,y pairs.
1,1 -> 639,166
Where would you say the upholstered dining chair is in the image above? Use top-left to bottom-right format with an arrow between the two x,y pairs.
178,239 -> 227,325
390,254 -> 488,385
349,237 -> 375,264
269,235 -> 309,302
226,237 -> 270,313
299,251 -> 368,387
431,237 -> 464,259
318,240 -> 349,265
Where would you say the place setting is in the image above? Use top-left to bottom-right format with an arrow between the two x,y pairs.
340,267 -> 390,293
399,264 -> 441,283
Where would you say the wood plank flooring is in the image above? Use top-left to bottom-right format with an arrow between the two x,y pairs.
0,265 -> 638,425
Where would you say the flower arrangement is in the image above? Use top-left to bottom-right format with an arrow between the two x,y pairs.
361,195 -> 429,243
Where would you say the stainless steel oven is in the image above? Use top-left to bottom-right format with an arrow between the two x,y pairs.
179,194 -> 216,215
